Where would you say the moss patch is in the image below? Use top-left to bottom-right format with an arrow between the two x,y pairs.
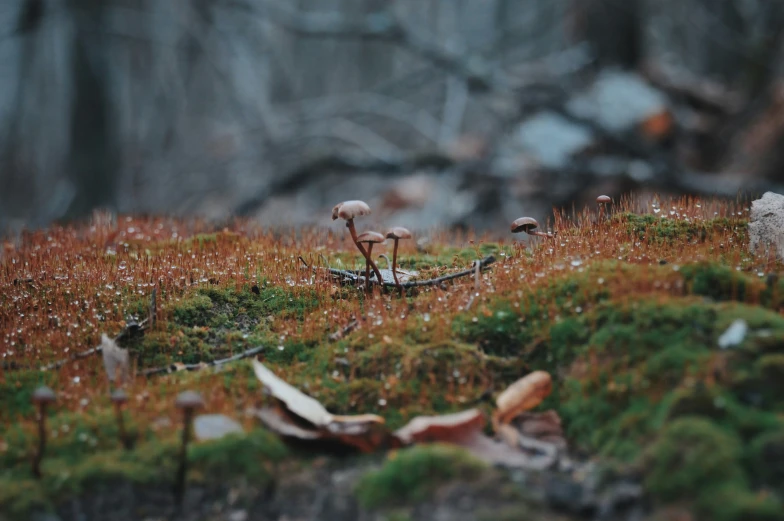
355,444 -> 488,508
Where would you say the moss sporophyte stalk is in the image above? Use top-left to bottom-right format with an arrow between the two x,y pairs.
1,195 -> 782,520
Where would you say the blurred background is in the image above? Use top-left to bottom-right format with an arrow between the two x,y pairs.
2,0 -> 784,234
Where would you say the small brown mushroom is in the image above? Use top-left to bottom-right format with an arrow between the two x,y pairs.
31,386 -> 56,478
332,200 -> 384,287
111,389 -> 132,449
511,217 -> 554,238
596,195 -> 612,222
356,231 -> 386,292
174,390 -> 204,506
385,227 -> 412,294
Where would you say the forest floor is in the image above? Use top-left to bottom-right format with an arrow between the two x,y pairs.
1,196 -> 783,521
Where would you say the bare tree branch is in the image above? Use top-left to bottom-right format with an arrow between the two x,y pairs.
259,1 -> 502,92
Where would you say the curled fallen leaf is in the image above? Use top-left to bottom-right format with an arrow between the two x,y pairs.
255,406 -> 321,441
493,371 -> 552,429
457,430 -> 554,470
510,410 -> 566,449
100,333 -> 130,385
252,358 -> 334,426
394,409 -> 485,445
251,359 -> 388,452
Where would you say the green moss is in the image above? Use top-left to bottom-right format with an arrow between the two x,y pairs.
0,370 -> 59,420
618,213 -> 745,243
172,294 -> 214,327
454,269 -> 609,357
132,284 -> 321,368
645,417 -> 746,502
355,444 -> 488,508
0,480 -> 50,519
681,263 -> 750,302
694,483 -> 783,521
642,416 -> 782,521
551,300 -> 784,459
0,427 -> 289,518
0,436 -> 179,517
748,429 -> 784,494
754,355 -> 784,405
188,429 -> 289,483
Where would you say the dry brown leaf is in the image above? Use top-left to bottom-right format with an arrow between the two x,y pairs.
100,333 -> 130,384
252,358 -> 335,426
493,371 -> 552,428
511,410 -> 565,446
251,359 -> 388,452
393,409 -> 485,445
456,430 -> 553,470
496,423 -> 520,448
255,406 -> 392,453
255,406 -> 321,441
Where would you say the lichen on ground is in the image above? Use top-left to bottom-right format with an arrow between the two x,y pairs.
1,198 -> 783,520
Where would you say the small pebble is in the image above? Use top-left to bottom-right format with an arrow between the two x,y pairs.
718,319 -> 748,349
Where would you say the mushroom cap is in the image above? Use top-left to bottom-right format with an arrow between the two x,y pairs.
175,390 -> 205,410
332,200 -> 371,221
596,195 -> 612,204
511,217 -> 539,233
385,226 -> 412,240
356,231 -> 385,244
110,389 -> 128,404
32,386 -> 56,404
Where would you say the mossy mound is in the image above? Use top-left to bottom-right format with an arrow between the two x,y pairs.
1,200 -> 782,520
355,444 -> 488,508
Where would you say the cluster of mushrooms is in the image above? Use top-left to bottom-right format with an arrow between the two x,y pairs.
332,200 -> 412,293
29,384 -> 204,506
333,197 -> 616,292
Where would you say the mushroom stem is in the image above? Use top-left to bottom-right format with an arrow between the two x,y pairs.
346,219 -> 367,256
113,402 -> 130,450
346,220 -> 384,288
32,403 -> 47,479
174,408 -> 195,507
365,243 -> 375,292
391,239 -> 402,295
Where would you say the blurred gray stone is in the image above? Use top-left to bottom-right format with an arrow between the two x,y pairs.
749,192 -> 784,260
567,70 -> 669,132
718,319 -> 748,349
514,112 -> 595,169
193,414 -> 244,441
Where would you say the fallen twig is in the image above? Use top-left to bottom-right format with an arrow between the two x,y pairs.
142,346 -> 266,377
39,289 -> 157,372
319,255 -> 496,288
329,319 -> 360,341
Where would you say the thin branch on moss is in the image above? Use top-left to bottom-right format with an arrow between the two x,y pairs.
320,255 -> 496,288
142,346 -> 265,377
260,1 -> 500,92
39,289 -> 157,372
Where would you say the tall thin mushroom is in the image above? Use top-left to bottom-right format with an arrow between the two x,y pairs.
174,390 -> 204,507
332,200 -> 384,286
596,195 -> 612,222
31,386 -> 56,478
111,389 -> 132,449
385,227 -> 412,294
356,231 -> 386,292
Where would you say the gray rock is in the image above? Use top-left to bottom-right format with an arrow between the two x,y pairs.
749,192 -> 784,260
567,70 -> 669,132
514,112 -> 595,169
718,319 -> 748,349
193,414 -> 244,441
